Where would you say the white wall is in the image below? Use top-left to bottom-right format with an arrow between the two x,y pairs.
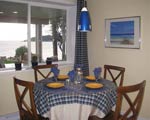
87,0 -> 150,119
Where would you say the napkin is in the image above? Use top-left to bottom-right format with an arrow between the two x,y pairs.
93,67 -> 102,79
51,67 -> 60,77
67,70 -> 76,82
75,64 -> 83,69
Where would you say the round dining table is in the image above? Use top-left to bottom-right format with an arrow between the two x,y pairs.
33,77 -> 117,120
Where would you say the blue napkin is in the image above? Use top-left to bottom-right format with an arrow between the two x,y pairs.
93,67 -> 102,79
75,64 -> 84,70
51,67 -> 60,77
67,70 -> 76,82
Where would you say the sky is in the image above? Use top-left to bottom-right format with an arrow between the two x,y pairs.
0,23 -> 29,41
0,23 -> 51,41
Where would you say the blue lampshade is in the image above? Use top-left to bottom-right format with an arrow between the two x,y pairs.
78,7 -> 92,32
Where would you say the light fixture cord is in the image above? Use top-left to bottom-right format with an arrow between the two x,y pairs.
84,0 -> 87,7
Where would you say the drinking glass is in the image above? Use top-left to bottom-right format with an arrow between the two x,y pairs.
54,76 -> 58,82
94,73 -> 100,82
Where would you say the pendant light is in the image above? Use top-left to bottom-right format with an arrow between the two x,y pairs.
78,0 -> 92,32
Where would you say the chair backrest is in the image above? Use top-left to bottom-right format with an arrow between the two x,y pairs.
104,65 -> 125,87
33,64 -> 58,82
114,80 -> 146,120
13,77 -> 39,120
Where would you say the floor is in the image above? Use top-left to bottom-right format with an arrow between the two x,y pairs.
0,112 -> 19,120
0,112 -> 149,120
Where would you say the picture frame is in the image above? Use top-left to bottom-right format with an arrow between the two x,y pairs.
104,16 -> 141,49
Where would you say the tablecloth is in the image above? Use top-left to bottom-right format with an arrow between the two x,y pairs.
34,78 -> 117,120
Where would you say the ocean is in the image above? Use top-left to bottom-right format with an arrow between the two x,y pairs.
0,41 -> 61,60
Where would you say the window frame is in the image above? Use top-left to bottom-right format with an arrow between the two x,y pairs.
0,0 -> 76,71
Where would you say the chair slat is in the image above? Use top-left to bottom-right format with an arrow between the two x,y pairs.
104,65 -> 125,87
88,80 -> 146,120
33,64 -> 58,82
13,77 -> 49,120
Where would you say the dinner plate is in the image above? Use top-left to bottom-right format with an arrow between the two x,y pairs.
46,82 -> 64,88
85,82 -> 103,89
57,75 -> 69,80
85,76 -> 96,81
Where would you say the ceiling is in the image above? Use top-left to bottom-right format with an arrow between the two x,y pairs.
0,1 -> 66,24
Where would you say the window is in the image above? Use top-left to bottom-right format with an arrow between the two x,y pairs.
31,6 -> 67,62
0,1 -> 76,70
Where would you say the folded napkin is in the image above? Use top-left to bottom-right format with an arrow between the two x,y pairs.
67,70 -> 76,82
74,64 -> 84,69
51,67 -> 60,77
93,67 -> 102,79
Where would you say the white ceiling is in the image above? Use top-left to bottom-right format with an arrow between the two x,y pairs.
20,0 -> 76,5
0,1 -> 67,24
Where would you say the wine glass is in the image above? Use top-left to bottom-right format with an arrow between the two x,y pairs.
94,73 -> 100,82
54,75 -> 58,82
93,67 -> 102,82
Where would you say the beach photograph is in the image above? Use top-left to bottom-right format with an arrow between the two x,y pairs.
110,20 -> 134,45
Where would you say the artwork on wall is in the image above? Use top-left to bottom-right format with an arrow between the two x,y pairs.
104,16 -> 141,49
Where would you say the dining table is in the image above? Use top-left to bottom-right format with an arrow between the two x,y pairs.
33,77 -> 117,120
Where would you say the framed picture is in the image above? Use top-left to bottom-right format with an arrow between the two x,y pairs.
104,16 -> 141,49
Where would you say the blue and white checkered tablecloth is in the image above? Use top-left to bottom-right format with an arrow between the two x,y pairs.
33,78 -> 117,116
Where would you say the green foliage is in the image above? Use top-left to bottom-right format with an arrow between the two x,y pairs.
15,56 -> 22,63
4,59 -> 14,64
15,46 -> 28,58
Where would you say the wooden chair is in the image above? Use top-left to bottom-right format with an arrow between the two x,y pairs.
33,64 -> 58,82
13,77 -> 49,120
104,65 -> 125,87
88,80 -> 146,120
